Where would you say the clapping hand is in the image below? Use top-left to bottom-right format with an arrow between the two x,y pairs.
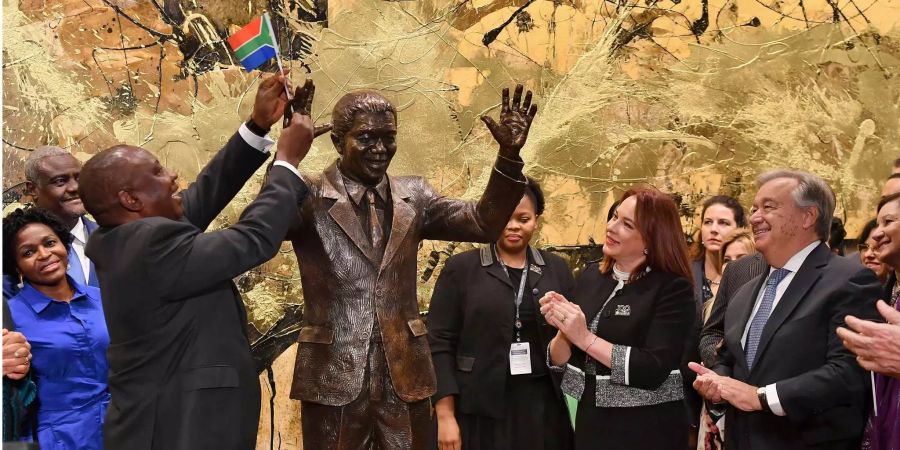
540,291 -> 591,346
481,84 -> 538,158
838,300 -> 900,378
689,362 -> 762,412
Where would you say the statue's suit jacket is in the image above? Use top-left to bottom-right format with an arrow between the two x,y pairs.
86,133 -> 306,450
287,160 -> 525,406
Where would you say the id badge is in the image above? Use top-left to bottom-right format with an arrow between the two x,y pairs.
509,342 -> 532,375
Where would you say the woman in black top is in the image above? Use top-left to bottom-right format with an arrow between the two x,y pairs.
541,187 -> 695,450
428,178 -> 574,450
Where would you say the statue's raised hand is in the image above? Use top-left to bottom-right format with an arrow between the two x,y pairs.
284,79 -> 333,137
480,84 -> 538,157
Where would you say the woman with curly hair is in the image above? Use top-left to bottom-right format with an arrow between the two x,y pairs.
3,207 -> 109,449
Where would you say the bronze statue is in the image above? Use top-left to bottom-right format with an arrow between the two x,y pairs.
286,85 -> 538,449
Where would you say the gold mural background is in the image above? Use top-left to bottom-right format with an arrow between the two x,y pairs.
3,0 -> 897,447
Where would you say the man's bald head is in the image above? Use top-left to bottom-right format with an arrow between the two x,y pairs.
81,145 -> 183,227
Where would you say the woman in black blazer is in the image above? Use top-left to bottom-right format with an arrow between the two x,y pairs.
541,187 -> 696,450
428,178 -> 574,450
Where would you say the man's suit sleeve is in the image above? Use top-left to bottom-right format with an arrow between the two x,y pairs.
145,166 -> 307,301
775,266 -> 881,421
419,156 -> 526,243
179,131 -> 270,231
427,255 -> 465,402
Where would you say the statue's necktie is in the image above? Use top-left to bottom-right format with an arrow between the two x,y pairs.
745,268 -> 791,369
367,190 -> 383,250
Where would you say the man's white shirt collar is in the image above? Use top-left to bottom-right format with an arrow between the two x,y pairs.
70,217 -> 87,245
772,239 -> 821,274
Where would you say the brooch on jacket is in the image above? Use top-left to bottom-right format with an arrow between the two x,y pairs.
614,304 -> 631,316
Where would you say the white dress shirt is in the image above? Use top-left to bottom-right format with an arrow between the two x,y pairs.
741,239 -> 821,416
70,217 -> 90,281
237,123 -> 302,179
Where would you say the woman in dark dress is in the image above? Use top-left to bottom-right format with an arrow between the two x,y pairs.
540,187 -> 695,450
428,178 -> 574,450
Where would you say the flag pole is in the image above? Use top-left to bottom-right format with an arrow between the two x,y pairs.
265,12 -> 292,102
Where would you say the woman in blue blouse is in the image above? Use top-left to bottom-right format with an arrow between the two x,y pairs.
3,207 -> 109,450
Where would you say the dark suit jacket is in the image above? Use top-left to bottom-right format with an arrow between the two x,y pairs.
699,253 -> 767,367
86,132 -> 305,450
428,246 -> 575,418
564,264 -> 695,389
287,160 -> 525,406
710,243 -> 881,450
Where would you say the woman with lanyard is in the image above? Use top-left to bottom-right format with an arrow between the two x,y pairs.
540,187 -> 695,450
428,177 -> 575,450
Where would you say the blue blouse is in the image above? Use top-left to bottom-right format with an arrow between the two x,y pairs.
7,276 -> 110,450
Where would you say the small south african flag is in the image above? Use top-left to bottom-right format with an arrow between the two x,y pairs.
227,13 -> 279,71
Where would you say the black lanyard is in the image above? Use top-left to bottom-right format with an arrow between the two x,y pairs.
494,245 -> 529,342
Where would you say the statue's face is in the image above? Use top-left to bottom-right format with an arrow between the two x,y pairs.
337,111 -> 397,186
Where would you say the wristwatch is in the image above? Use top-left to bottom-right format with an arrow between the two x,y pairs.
756,387 -> 772,413
245,118 -> 270,136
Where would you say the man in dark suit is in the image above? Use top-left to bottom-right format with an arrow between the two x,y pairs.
3,147 -> 99,298
79,75 -> 328,450
287,85 -> 537,449
690,169 -> 881,450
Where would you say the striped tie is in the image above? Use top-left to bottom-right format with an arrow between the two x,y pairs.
745,268 -> 791,369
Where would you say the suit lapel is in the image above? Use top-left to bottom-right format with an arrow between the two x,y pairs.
380,177 -> 414,272
480,246 -> 512,288
322,165 -> 377,264
67,248 -> 88,286
579,269 -> 617,323
83,217 -> 99,235
527,247 -> 545,289
751,244 -> 828,371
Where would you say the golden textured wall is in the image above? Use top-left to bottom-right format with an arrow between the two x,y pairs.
3,0 -> 897,447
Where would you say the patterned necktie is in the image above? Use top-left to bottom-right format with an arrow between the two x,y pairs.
367,190 -> 383,250
745,268 -> 791,369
